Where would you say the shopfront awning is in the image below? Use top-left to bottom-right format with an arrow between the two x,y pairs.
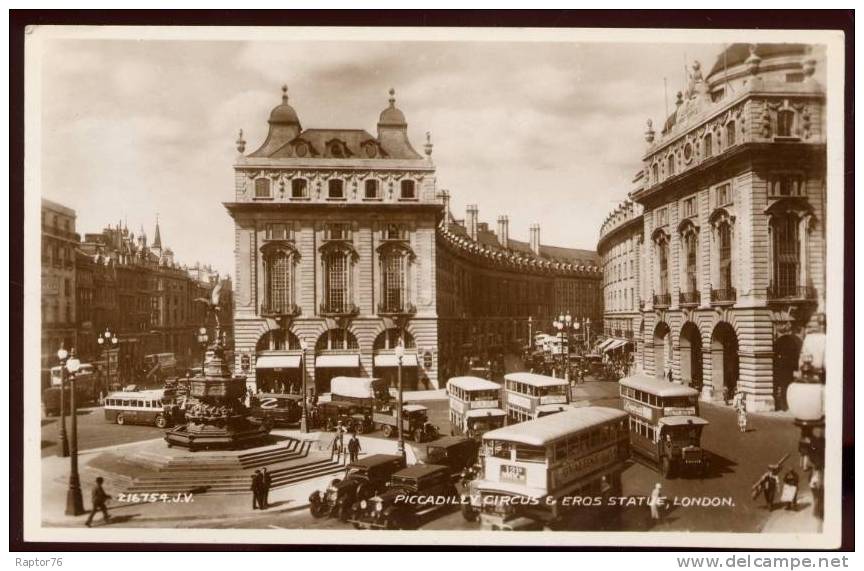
373,353 -> 419,367
596,339 -> 616,352
603,339 -> 628,353
255,354 -> 302,369
315,354 -> 361,368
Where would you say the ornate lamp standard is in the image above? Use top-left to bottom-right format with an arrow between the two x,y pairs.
64,348 -> 85,515
96,328 -> 119,391
552,312 -> 575,382
786,318 -> 826,524
56,346 -> 69,458
395,339 -> 405,459
299,338 -> 309,433
196,327 -> 209,374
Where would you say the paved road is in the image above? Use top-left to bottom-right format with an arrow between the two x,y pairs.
41,407 -> 165,458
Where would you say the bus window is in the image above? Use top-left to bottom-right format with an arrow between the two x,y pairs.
553,442 -> 567,462
488,440 -> 512,460
515,445 -> 546,463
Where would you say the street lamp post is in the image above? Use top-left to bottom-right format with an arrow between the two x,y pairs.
300,339 -> 309,433
197,327 -> 209,375
395,338 -> 405,459
553,313 -> 574,382
96,328 -> 119,392
56,346 -> 70,457
65,348 -> 85,516
787,319 -> 826,523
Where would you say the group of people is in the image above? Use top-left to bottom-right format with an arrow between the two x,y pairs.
329,421 -> 362,464
753,462 -> 800,511
250,467 -> 272,510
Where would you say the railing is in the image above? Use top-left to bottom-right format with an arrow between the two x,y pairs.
319,302 -> 359,316
767,285 -> 817,301
652,293 -> 671,307
624,330 -> 634,340
260,303 -> 300,317
679,291 -> 701,306
710,287 -> 737,304
377,302 -> 417,316
613,329 -> 623,337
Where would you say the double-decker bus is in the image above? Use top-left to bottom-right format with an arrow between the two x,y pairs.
445,376 -> 506,439
618,375 -> 709,477
503,372 -> 570,423
463,406 -> 630,530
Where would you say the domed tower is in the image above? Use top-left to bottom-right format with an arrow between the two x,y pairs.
377,88 -> 422,159
248,85 -> 303,157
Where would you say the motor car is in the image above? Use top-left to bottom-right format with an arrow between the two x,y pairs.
348,464 -> 458,529
373,404 -> 439,442
411,436 -> 478,481
315,400 -> 373,433
249,392 -> 303,428
308,454 -> 405,520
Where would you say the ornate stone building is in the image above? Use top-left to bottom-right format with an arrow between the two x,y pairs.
597,180 -> 644,359
228,87 -> 603,393
630,43 -> 826,411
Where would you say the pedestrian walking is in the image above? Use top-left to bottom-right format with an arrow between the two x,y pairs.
649,482 -> 663,521
260,467 -> 272,509
348,432 -> 361,464
782,469 -> 800,510
331,434 -> 343,461
250,469 -> 263,510
752,464 -> 782,510
735,392 -> 748,433
85,477 -> 112,527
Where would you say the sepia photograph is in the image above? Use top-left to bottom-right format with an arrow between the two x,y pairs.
17,20 -> 849,549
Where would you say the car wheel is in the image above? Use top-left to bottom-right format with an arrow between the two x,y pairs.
310,502 -> 327,519
116,413 -> 125,425
155,415 -> 168,428
382,424 -> 394,438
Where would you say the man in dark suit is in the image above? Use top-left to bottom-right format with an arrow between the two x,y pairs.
85,477 -> 111,527
251,470 -> 263,510
260,467 -> 272,509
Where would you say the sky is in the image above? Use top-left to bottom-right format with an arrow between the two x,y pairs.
39,36 -> 724,276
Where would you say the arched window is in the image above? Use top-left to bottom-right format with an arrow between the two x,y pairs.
771,213 -> 801,297
374,329 -> 417,351
365,179 -> 380,199
323,250 -> 350,313
717,221 -> 733,291
255,178 -> 271,199
654,233 -> 669,296
703,133 -> 713,158
263,249 -> 295,314
651,163 -> 659,184
400,180 -> 416,199
726,121 -> 736,147
381,252 -> 406,312
328,179 -> 344,199
682,229 -> 698,294
316,328 -> 359,352
291,178 -> 308,199
667,155 -> 675,177
777,109 -> 795,137
256,329 -> 300,351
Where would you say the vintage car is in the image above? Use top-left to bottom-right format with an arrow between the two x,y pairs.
249,392 -> 303,428
410,436 -> 479,481
348,464 -> 458,530
308,454 -> 405,520
315,400 -> 373,433
373,404 -> 439,442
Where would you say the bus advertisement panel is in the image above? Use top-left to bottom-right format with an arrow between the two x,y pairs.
503,372 -> 570,423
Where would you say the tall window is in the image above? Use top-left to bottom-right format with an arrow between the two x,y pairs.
400,180 -> 416,199
381,253 -> 406,312
726,121 -> 736,146
772,213 -> 800,295
324,251 -> 349,313
255,178 -> 271,199
717,222 -> 733,290
264,250 -> 294,314
777,109 -> 795,137
291,178 -> 308,198
328,179 -> 344,199
684,232 -> 698,293
365,179 -> 380,199
704,133 -> 713,158
716,183 -> 732,207
657,235 -> 669,295
652,164 -> 659,184
667,155 -> 676,177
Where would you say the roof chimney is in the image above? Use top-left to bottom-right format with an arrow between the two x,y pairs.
497,215 -> 509,249
466,204 -> 479,241
440,190 -> 451,229
529,223 -> 541,256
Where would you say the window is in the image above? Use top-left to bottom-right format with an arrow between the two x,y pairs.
324,251 -> 349,313
785,73 -> 804,83
291,178 -> 308,198
265,223 -> 290,240
656,207 -> 668,226
64,278 -> 71,297
682,197 -> 697,218
364,179 -> 380,199
717,222 -> 733,290
716,183 -> 732,207
255,178 -> 271,199
264,249 -> 294,314
777,109 -> 796,137
381,252 -> 406,312
657,235 -> 669,295
330,143 -> 344,158
383,223 -> 405,240
326,223 -> 351,241
772,213 -> 800,296
328,179 -> 344,199
769,175 -> 804,197
400,180 -> 416,199
684,232 -> 698,293
652,163 -> 659,184
667,155 -> 676,177
726,121 -> 736,146
704,133 -> 713,158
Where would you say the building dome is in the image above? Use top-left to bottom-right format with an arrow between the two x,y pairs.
269,85 -> 301,125
378,88 -> 406,126
708,43 -> 809,78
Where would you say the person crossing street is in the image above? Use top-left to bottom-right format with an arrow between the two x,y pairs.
347,432 -> 361,463
85,477 -> 111,527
